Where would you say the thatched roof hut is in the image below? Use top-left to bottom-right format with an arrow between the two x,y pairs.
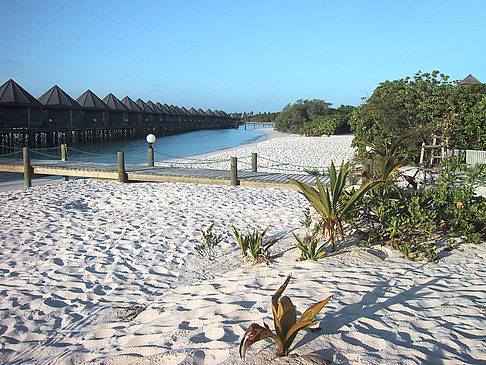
136,99 -> 154,124
76,90 -> 110,127
147,100 -> 163,123
459,74 -> 481,86
121,96 -> 143,126
103,93 -> 129,126
38,85 -> 82,128
0,79 -> 42,128
156,102 -> 171,123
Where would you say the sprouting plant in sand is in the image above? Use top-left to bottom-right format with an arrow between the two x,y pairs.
232,225 -> 280,262
194,223 -> 223,260
290,161 -> 374,253
294,208 -> 328,260
239,274 -> 331,358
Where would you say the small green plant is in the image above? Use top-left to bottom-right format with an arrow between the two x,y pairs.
291,161 -> 375,253
294,210 -> 328,260
232,225 -> 280,262
293,231 -> 328,261
239,274 -> 331,358
304,168 -> 322,177
194,223 -> 223,260
299,207 -> 313,229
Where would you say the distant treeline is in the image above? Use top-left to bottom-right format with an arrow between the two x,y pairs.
230,111 -> 279,124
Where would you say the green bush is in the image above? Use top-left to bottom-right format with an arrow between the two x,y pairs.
232,225 -> 280,262
194,223 -> 223,260
356,158 -> 486,261
350,70 -> 486,161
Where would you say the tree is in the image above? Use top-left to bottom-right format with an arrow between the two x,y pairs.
300,105 -> 355,136
350,70 -> 486,161
274,99 -> 332,133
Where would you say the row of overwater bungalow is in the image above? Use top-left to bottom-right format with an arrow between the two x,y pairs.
0,79 -> 238,131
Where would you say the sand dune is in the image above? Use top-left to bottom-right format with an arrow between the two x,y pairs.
0,134 -> 485,364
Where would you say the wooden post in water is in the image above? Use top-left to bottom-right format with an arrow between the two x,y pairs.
118,152 -> 127,183
251,152 -> 257,172
23,146 -> 32,188
230,157 -> 239,186
61,144 -> 69,182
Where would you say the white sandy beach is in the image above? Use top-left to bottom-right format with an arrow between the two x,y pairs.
0,134 -> 485,364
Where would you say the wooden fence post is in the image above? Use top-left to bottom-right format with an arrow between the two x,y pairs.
23,146 -> 32,188
148,146 -> 154,167
251,152 -> 257,172
118,152 -> 127,183
230,157 -> 239,186
61,144 -> 69,182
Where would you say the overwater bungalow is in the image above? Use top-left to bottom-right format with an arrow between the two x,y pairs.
146,100 -> 163,124
189,107 -> 200,125
197,108 -> 209,128
121,96 -> 143,127
156,102 -> 171,124
169,105 -> 184,125
76,90 -> 110,128
102,93 -> 129,126
205,109 -> 217,125
163,103 -> 176,123
0,79 -> 42,129
38,85 -> 82,129
180,107 -> 193,126
136,99 -> 154,125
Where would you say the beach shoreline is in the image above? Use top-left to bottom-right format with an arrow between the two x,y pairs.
0,128 -> 285,193
0,134 -> 485,364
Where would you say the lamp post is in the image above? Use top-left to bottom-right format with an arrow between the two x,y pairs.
146,134 -> 156,167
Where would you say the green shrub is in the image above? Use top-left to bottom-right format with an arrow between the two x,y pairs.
194,223 -> 224,260
356,157 -> 486,261
232,225 -> 280,262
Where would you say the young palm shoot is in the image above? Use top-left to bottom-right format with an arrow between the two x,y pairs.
232,225 -> 280,262
239,274 -> 331,358
290,161 -> 375,252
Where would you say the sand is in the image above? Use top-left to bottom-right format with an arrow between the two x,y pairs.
157,133 -> 356,174
0,133 -> 485,364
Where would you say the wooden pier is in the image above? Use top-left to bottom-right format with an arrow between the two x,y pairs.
0,157 -> 324,189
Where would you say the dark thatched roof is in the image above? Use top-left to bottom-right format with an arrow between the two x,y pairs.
197,108 -> 208,116
189,107 -> 199,116
459,74 -> 481,86
147,100 -> 162,114
156,102 -> 171,115
180,106 -> 191,115
0,79 -> 42,107
121,96 -> 143,112
205,109 -> 216,116
38,85 -> 81,109
76,90 -> 109,110
169,105 -> 183,115
103,93 -> 129,112
136,98 -> 154,113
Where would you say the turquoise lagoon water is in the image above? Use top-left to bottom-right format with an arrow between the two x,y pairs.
0,125 -> 270,181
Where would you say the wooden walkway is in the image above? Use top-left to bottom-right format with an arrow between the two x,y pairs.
0,158 -> 325,189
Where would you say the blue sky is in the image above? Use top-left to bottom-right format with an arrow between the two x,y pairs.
1,0 -> 484,112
